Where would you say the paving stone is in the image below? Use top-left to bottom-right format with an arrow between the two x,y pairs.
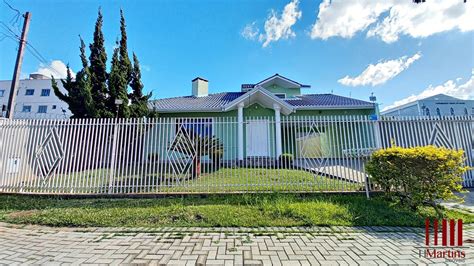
0,222 -> 473,265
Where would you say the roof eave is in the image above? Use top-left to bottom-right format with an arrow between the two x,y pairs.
152,108 -> 223,113
295,105 -> 376,110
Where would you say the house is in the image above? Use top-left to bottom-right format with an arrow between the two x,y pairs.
0,73 -> 72,119
148,74 -> 377,164
381,94 -> 474,117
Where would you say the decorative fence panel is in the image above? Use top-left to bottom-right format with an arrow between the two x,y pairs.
0,115 -> 472,195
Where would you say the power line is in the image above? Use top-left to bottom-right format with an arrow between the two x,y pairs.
0,21 -> 20,38
2,1 -> 66,80
25,45 -> 64,78
3,0 -> 21,32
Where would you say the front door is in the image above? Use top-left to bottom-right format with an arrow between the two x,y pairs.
246,120 -> 269,156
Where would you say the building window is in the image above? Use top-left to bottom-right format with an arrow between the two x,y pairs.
52,105 -> 57,109
40,89 -> 50,96
38,105 -> 48,113
274,93 -> 286,99
464,108 -> 469,116
25,89 -> 34,96
425,108 -> 430,116
22,105 -> 31,112
175,118 -> 213,137
450,107 -> 455,116
436,108 -> 441,116
0,90 -> 4,97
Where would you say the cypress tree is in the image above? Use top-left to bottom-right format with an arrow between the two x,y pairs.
108,43 -> 130,117
52,38 -> 96,118
119,9 -> 132,82
129,53 -> 152,117
89,8 -> 112,117
77,38 -> 97,118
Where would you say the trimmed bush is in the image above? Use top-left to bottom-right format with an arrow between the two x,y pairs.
366,145 -> 468,215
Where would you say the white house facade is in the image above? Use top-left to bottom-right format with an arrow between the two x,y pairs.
381,94 -> 474,117
0,74 -> 71,119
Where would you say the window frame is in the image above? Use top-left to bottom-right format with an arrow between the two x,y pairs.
40,89 -> 51,97
0,90 -> 5,97
175,118 -> 214,137
22,105 -> 32,113
274,93 -> 286,99
37,105 -> 48,114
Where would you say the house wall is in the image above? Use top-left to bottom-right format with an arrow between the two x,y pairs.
382,95 -> 474,117
151,105 -> 377,161
419,99 -> 474,116
0,78 -> 72,119
263,84 -> 301,98
382,104 -> 419,116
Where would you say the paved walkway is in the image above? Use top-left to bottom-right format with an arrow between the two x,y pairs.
0,222 -> 473,265
442,188 -> 474,213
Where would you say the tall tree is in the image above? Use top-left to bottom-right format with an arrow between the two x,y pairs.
129,53 -> 152,117
52,38 -> 96,118
53,8 -> 155,119
76,38 -> 97,117
119,9 -> 132,82
108,43 -> 130,117
89,8 -> 112,117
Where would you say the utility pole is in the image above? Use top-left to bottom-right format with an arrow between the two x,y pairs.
6,12 -> 31,119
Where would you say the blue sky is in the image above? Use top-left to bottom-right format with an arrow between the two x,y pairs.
0,0 -> 473,110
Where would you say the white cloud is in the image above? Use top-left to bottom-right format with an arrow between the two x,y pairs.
242,0 -> 302,47
311,0 -> 473,43
33,60 -> 75,79
241,22 -> 260,41
311,0 -> 392,40
338,52 -> 421,87
259,0 -> 302,47
382,69 -> 474,111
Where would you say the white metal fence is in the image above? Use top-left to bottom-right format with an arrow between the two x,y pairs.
0,115 -> 472,194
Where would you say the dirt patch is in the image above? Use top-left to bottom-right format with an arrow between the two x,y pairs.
7,210 -> 39,219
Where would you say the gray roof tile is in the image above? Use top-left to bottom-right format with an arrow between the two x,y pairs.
284,94 -> 374,108
150,92 -> 244,111
150,92 -> 374,112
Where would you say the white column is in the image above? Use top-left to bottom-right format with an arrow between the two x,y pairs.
238,103 -> 244,161
274,104 -> 282,158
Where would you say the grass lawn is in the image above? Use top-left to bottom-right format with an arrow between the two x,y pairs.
17,168 -> 362,194
0,194 -> 472,228
165,168 -> 363,193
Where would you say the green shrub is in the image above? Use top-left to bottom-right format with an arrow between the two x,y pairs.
279,153 -> 294,168
366,145 -> 468,215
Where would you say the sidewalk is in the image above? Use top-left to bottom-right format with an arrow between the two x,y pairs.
0,222 -> 473,265
442,188 -> 474,213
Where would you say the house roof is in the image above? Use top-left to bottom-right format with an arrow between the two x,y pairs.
285,94 -> 375,109
149,92 -> 244,112
223,85 -> 295,115
241,73 -> 311,90
149,91 -> 375,113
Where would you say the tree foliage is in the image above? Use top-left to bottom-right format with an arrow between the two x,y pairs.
366,145 -> 468,216
53,8 -> 153,118
52,39 -> 96,118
